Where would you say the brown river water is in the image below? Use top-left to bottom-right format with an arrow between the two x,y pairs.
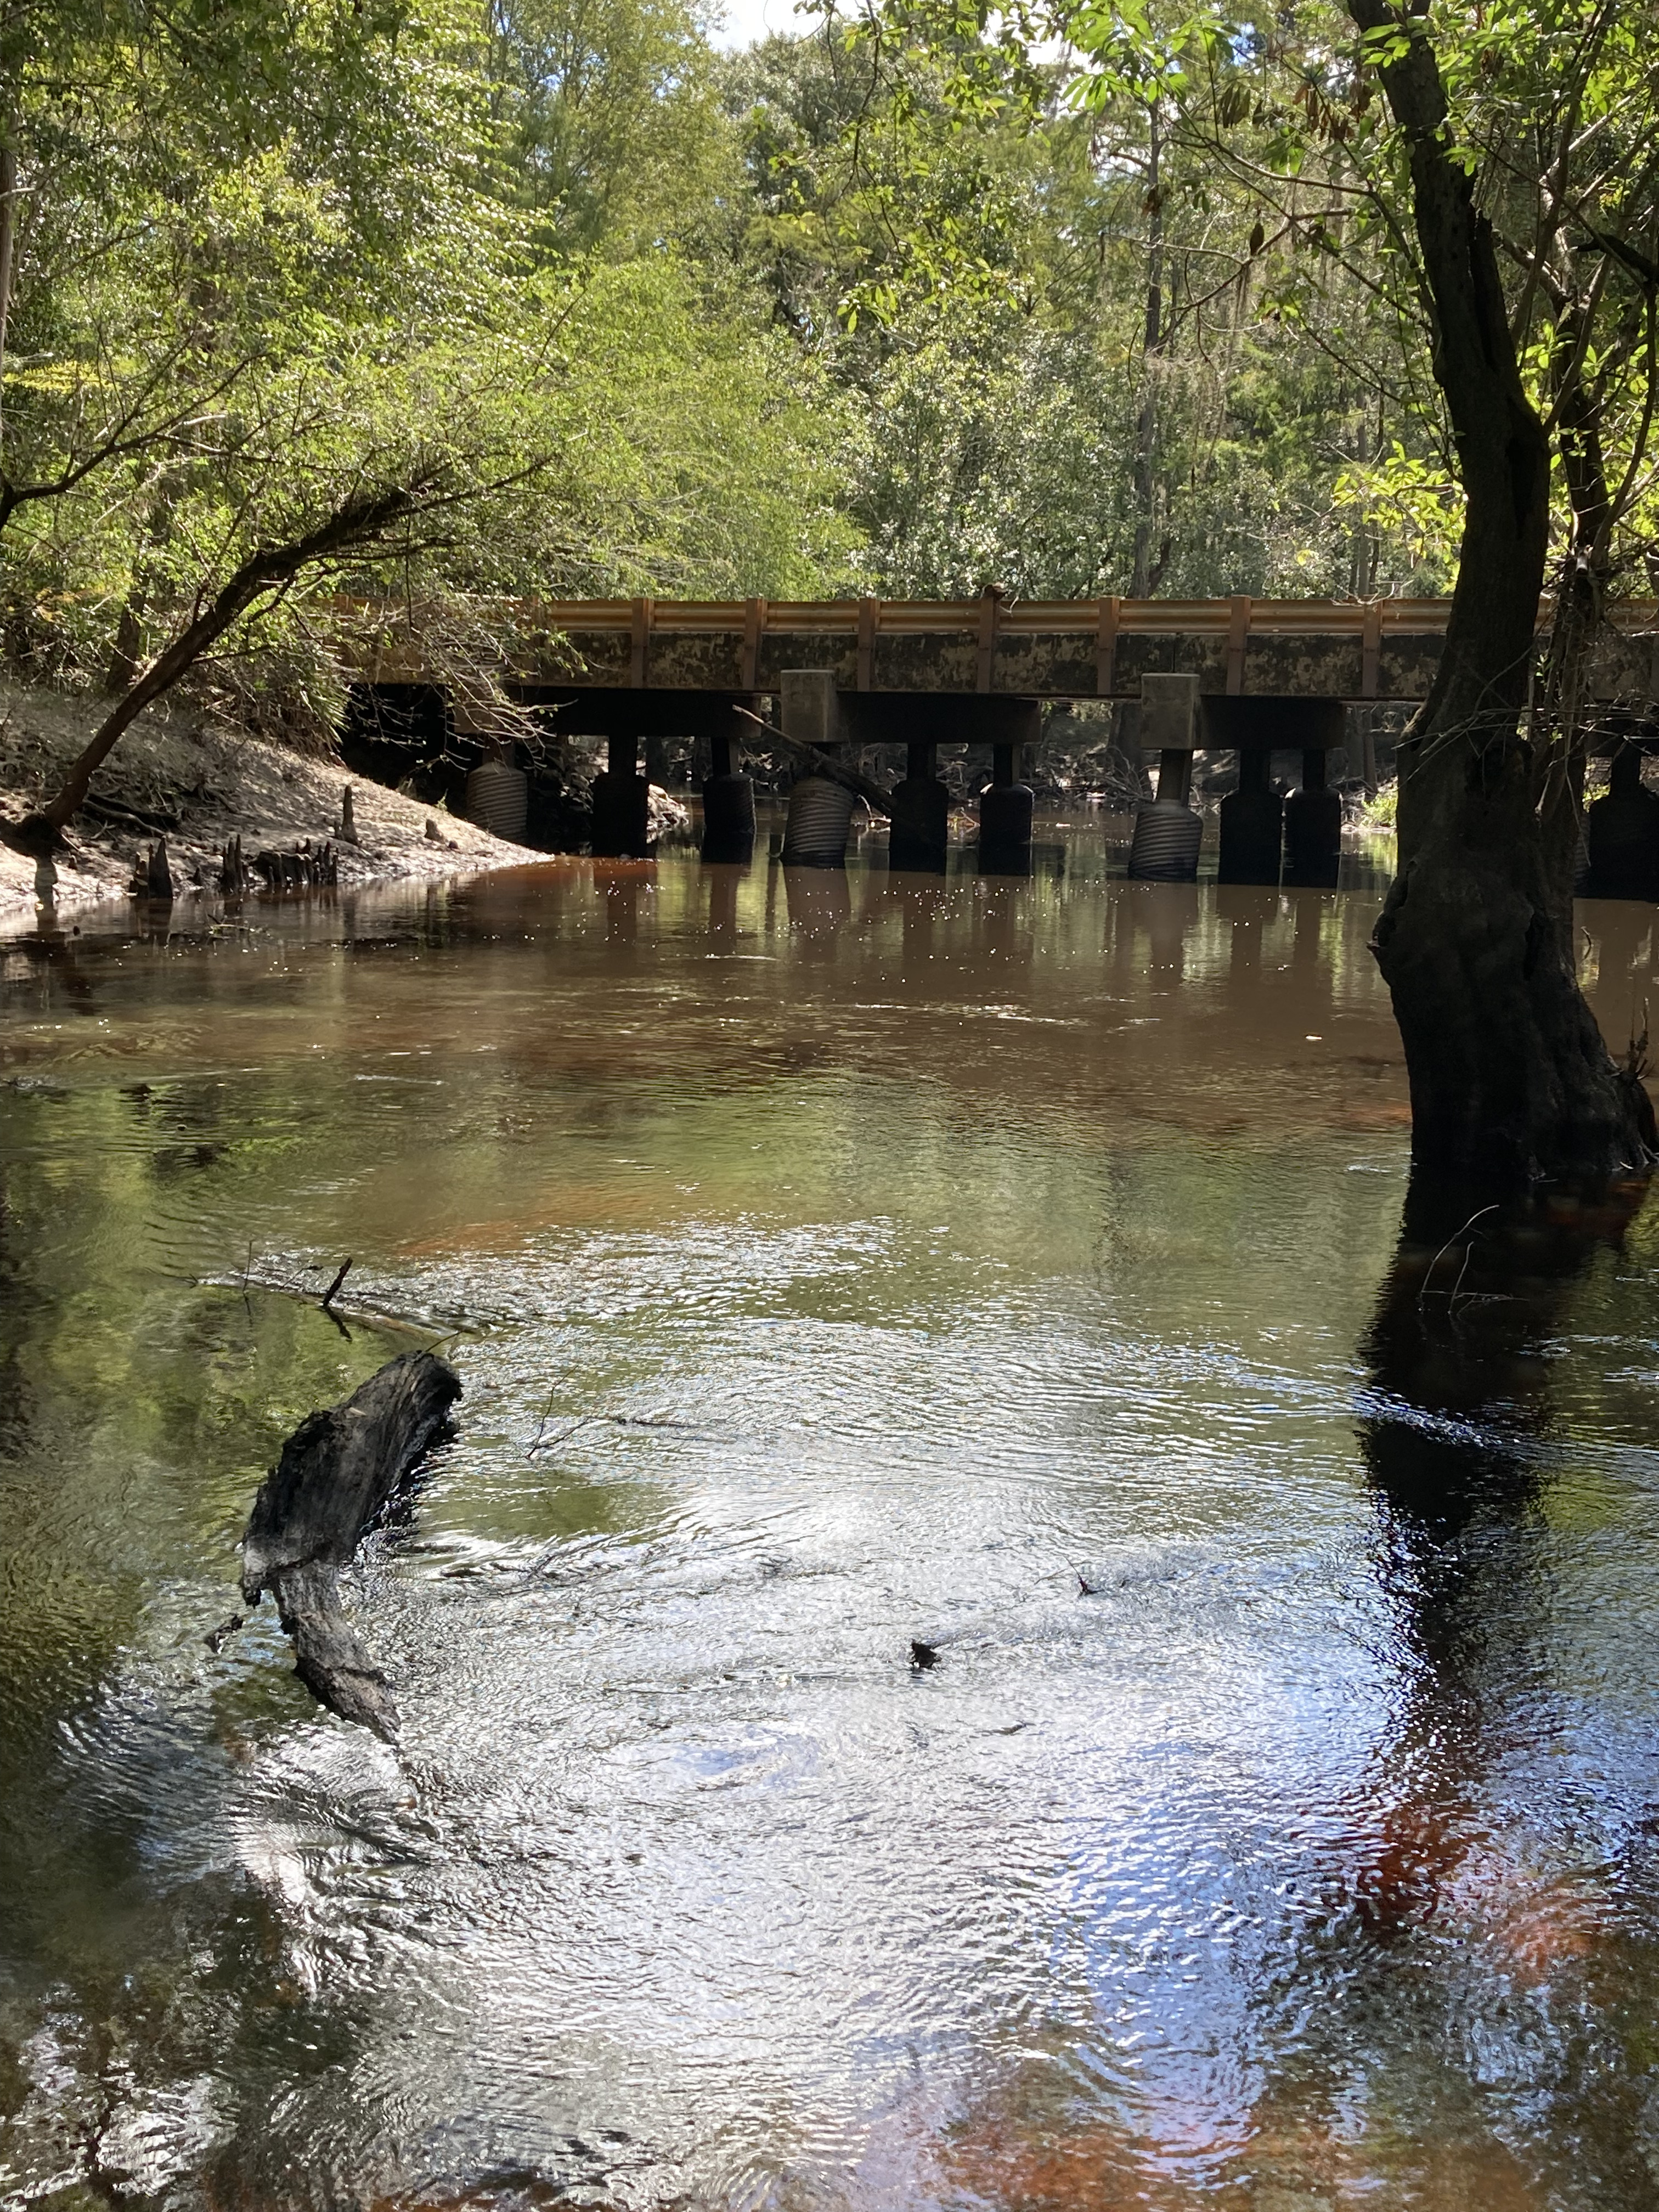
4,824 -> 1659,2210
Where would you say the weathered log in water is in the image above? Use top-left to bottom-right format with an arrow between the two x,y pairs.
240,1350 -> 462,1738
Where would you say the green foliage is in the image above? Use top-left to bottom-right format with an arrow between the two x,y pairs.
11,0 -> 1659,757
0,0 -> 857,732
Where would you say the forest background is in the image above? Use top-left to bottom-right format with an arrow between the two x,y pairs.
2,0 -> 1654,747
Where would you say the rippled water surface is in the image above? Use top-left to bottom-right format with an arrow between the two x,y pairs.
4,833 -> 1659,2211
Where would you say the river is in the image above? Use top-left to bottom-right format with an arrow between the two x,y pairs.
3,827 -> 1659,2210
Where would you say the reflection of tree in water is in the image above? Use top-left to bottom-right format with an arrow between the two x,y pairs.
929,1175 -> 1659,2212
1246,1173 -> 1659,2211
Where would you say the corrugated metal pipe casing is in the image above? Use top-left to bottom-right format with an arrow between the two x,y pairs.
465,759 -> 528,842
782,775 -> 855,866
1128,800 -> 1201,881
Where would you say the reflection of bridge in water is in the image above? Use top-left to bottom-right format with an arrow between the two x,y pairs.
352,592 -> 1659,888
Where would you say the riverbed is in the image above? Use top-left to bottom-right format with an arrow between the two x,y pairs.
3,833 -> 1659,2210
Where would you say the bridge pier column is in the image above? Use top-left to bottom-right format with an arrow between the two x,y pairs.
702,702 -> 756,863
780,670 -> 854,867
1217,747 -> 1283,884
890,737 -> 950,873
591,731 -> 652,857
1584,741 -> 1659,899
1283,748 -> 1342,888
1128,674 -> 1201,881
978,721 -> 1036,876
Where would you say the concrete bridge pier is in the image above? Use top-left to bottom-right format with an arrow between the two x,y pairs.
701,703 -> 757,863
780,670 -> 855,868
1584,741 -> 1659,899
591,731 -> 652,857
889,739 -> 951,873
1284,746 -> 1344,888
978,740 -> 1035,875
1128,675 -> 1203,882
1205,696 -> 1345,886
977,702 -> 1040,875
1218,748 -> 1283,884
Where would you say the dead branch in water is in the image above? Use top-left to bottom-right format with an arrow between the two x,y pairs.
732,704 -> 894,816
239,1350 -> 461,1738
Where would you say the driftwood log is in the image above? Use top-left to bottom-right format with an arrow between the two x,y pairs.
240,1351 -> 462,1739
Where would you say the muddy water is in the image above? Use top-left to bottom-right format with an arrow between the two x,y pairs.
3,836 -> 1659,2211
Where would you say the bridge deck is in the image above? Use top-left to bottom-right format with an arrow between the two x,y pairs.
363,594 -> 1659,709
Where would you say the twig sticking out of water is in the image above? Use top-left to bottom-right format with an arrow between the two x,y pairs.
1417,1204 -> 1499,1314
320,1256 -> 353,1311
1627,1003 -> 1651,1084
527,1408 -> 602,1459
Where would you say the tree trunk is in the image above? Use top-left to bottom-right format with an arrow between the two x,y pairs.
0,141 -> 16,462
1129,98 -> 1164,599
0,481 -> 419,855
1532,295 -> 1614,906
1351,0 -> 1648,1187
105,478 -> 183,693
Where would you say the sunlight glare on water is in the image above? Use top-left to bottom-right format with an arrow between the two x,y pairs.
3,835 -> 1659,2210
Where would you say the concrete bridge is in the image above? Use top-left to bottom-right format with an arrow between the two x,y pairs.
369,588 -> 1659,707
352,592 -> 1659,884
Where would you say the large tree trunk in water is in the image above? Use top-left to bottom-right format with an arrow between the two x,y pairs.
1351,1 -> 1649,1187
1531,288 -> 1634,902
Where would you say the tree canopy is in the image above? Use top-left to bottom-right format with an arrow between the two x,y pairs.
3,0 -> 1657,742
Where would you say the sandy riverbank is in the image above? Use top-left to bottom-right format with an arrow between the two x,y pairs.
0,680 -> 546,928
